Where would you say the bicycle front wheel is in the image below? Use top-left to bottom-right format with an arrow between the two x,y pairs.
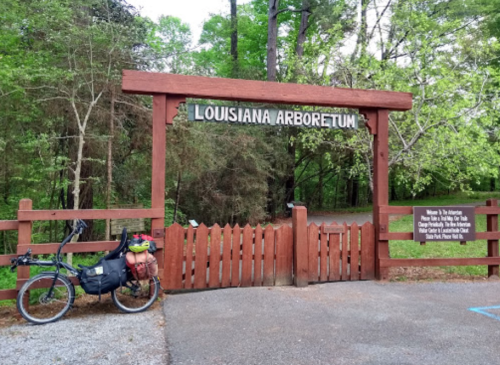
17,273 -> 75,325
111,276 -> 160,313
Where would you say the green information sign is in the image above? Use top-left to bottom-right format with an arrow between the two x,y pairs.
187,104 -> 358,129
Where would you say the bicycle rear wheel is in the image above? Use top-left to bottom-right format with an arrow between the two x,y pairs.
111,276 -> 160,313
17,273 -> 75,325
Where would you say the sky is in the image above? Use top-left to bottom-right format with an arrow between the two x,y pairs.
127,0 -> 253,45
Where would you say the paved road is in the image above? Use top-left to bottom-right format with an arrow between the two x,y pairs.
163,281 -> 500,365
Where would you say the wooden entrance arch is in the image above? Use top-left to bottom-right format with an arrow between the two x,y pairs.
121,70 -> 413,280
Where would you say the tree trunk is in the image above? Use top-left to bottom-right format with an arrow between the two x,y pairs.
285,139 -> 296,205
351,177 -> 359,207
318,159 -> 323,209
105,88 -> 115,241
173,170 -> 182,223
267,0 -> 279,81
296,0 -> 310,59
230,0 -> 238,77
359,0 -> 368,58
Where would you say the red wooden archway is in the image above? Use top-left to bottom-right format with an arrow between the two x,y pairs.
122,70 -> 412,280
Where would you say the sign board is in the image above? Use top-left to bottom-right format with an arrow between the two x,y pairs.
413,206 -> 476,242
323,225 -> 346,234
110,204 -> 145,235
188,104 -> 358,129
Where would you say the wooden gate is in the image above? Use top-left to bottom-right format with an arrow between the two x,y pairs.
163,223 -> 293,290
306,222 -> 375,283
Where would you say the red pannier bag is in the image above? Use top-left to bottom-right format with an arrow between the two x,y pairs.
125,251 -> 158,280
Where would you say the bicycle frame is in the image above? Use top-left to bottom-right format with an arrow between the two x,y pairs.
11,220 -> 87,296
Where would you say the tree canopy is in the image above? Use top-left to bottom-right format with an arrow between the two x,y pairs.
0,0 -> 499,250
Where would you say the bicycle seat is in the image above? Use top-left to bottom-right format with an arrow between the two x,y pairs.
103,228 -> 128,261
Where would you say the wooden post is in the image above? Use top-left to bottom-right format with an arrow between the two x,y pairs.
17,199 -> 32,308
373,109 -> 390,280
152,95 -> 167,283
486,199 -> 499,278
292,206 -> 308,287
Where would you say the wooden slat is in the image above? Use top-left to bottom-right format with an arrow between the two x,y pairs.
164,223 -> 184,290
241,225 -> 253,287
350,222 -> 360,281
379,231 -> 500,241
319,223 -> 328,281
275,225 -> 293,286
263,225 -> 275,286
341,223 -> 349,280
360,222 -> 375,280
208,224 -> 221,288
16,241 -> 122,255
17,199 -> 32,308
0,220 -> 19,231
379,206 -> 413,215
221,224 -> 232,287
18,208 -> 164,221
0,255 -> 17,267
478,232 -> 500,240
0,289 -> 17,301
231,224 -> 241,287
254,225 -> 263,286
380,232 -> 412,240
122,70 -> 413,111
308,223 -> 319,282
476,206 -> 500,215
380,257 -> 500,267
329,222 -> 340,281
184,226 -> 195,289
194,224 -> 208,289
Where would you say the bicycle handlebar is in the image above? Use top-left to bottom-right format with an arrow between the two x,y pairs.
11,219 -> 89,272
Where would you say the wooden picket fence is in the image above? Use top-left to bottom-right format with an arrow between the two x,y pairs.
307,222 -> 375,283
163,223 -> 293,290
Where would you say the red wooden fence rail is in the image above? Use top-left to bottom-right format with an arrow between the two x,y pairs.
0,199 -> 165,301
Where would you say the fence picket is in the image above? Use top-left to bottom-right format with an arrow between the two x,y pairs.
231,224 -> 241,287
320,223 -> 328,282
164,223 -> 184,289
194,224 -> 208,289
209,224 -> 221,288
184,225 -> 194,289
329,222 -> 340,281
263,225 -> 275,286
350,223 -> 359,281
254,224 -> 263,286
221,224 -> 232,287
241,225 -> 253,286
308,223 -> 319,282
342,222 -> 349,280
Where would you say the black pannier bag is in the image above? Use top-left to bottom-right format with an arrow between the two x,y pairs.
78,257 -> 127,299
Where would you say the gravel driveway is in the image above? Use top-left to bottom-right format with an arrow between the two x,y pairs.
163,281 -> 500,365
1,297 -> 169,365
